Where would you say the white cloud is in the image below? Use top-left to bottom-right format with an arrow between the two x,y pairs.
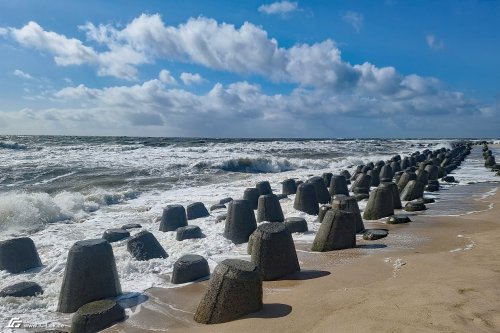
426,34 -> 444,50
258,1 -> 299,16
10,21 -> 97,66
180,72 -> 206,85
343,11 -> 364,32
0,14 -> 492,137
13,69 -> 34,80
0,27 -> 7,36
158,69 -> 177,85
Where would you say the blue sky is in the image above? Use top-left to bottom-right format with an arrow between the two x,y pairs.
0,0 -> 499,138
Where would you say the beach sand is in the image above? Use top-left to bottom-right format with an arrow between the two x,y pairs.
106,182 -> 500,333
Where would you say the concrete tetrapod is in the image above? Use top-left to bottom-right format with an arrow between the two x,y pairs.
293,183 -> 319,215
224,199 -> 257,244
187,202 -> 210,220
0,282 -> 43,297
159,204 -> 187,231
363,187 -> 394,220
318,204 -> 332,223
250,222 -> 300,280
378,182 -> 402,209
307,176 -> 331,204
400,180 -> 425,201
281,179 -> 297,195
58,239 -> 121,313
256,181 -> 273,195
328,175 -> 349,196
243,188 -> 260,210
71,299 -> 125,333
284,217 -> 308,233
331,195 -> 365,233
257,194 -> 284,222
171,254 -> 210,284
311,210 -> 356,251
194,259 -> 263,324
127,231 -> 168,261
0,237 -> 42,274
397,171 -> 417,193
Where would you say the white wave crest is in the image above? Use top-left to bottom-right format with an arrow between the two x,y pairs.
0,140 -> 28,150
218,157 -> 295,173
0,190 -> 139,233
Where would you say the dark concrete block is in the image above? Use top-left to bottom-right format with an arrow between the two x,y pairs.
194,259 -> 262,324
58,239 -> 121,313
171,254 -> 210,284
127,231 -> 168,261
224,200 -> 257,244
0,237 -> 42,274
250,223 -> 300,280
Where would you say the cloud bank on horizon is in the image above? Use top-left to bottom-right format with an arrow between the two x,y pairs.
0,1 -> 498,138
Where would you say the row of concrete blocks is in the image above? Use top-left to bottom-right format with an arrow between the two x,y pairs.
481,143 -> 500,176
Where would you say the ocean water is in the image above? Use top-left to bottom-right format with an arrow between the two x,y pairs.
0,135 -> 498,327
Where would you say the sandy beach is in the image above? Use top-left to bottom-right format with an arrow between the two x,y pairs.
106,177 -> 500,333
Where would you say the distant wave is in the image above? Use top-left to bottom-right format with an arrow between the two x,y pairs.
0,141 -> 28,150
217,157 -> 295,173
0,190 -> 139,233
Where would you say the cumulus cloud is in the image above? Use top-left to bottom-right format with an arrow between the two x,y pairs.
426,34 -> 444,50
10,21 -> 97,66
258,1 -> 299,16
13,69 -> 34,80
343,11 -> 364,32
158,69 -> 177,85
0,14 -> 492,137
180,72 -> 206,85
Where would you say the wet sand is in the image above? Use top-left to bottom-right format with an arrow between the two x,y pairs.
106,182 -> 500,333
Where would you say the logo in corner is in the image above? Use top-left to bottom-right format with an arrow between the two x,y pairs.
6,317 -> 23,328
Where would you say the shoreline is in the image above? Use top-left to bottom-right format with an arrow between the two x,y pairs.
106,180 -> 500,333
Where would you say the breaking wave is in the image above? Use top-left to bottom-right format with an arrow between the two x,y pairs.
0,141 -> 28,150
0,190 -> 139,233
218,157 -> 295,173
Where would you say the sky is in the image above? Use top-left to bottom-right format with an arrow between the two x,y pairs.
0,0 -> 499,138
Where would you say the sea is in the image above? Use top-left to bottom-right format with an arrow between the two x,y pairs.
0,135 -> 499,329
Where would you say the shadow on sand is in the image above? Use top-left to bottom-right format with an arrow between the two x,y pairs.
280,269 -> 331,281
243,303 -> 292,319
